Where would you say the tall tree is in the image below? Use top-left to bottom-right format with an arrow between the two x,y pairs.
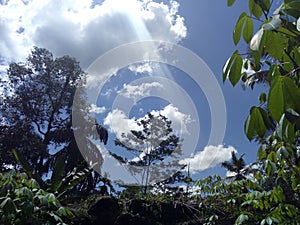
0,47 -> 101,192
112,112 -> 183,192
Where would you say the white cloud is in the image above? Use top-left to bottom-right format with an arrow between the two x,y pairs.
179,145 -> 237,173
128,62 -> 154,74
118,81 -> 163,103
104,109 -> 140,138
0,0 -> 186,68
104,104 -> 192,141
157,104 -> 192,135
89,104 -> 106,114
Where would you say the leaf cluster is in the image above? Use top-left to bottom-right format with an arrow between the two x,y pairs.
0,170 -> 73,225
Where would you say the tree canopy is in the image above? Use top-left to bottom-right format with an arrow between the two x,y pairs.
0,47 -> 101,193
112,112 -> 183,192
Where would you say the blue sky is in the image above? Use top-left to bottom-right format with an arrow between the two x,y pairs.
0,0 -> 270,183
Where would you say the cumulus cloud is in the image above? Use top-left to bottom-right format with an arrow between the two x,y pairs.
104,109 -> 140,138
104,104 -> 192,141
179,145 -> 237,173
89,104 -> 106,114
0,0 -> 186,68
118,81 -> 163,103
128,63 -> 154,74
157,104 -> 192,135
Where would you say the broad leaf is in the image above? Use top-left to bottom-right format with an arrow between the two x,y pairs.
249,0 -> 263,19
263,30 -> 288,60
244,106 -> 268,140
234,214 -> 249,225
268,76 -> 300,121
223,51 -> 243,86
233,13 -> 253,44
227,0 -> 236,7
243,17 -> 254,43
50,154 -> 66,192
233,13 -> 247,45
259,92 -> 267,104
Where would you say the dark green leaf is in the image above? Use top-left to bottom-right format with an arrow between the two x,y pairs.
249,0 -> 263,19
268,65 -> 281,82
0,197 -> 17,215
276,146 -> 290,160
258,146 -> 267,160
263,30 -> 288,60
244,106 -> 268,140
223,51 -> 243,86
267,151 -> 277,162
264,159 -> 277,176
233,13 -> 247,45
50,154 -> 66,192
12,149 -> 44,187
259,92 -> 267,104
243,17 -> 254,43
234,214 -> 249,225
285,108 -> 300,124
233,13 -> 253,44
268,76 -> 285,121
227,0 -> 236,6
229,54 -> 243,86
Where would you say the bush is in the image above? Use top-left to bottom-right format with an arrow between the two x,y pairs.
0,170 -> 73,225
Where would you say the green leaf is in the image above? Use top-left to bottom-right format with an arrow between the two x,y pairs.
243,17 -> 254,43
276,146 -> 290,160
50,154 -> 66,192
285,122 -> 295,143
235,214 -> 249,225
233,13 -> 253,44
264,159 -> 277,176
258,146 -> 267,160
262,30 -> 288,60
282,2 -> 300,18
285,108 -> 300,124
244,107 -> 268,140
259,92 -> 267,104
267,151 -> 277,162
223,51 -> 243,86
12,149 -> 44,187
233,13 -> 247,45
268,65 -> 281,81
249,0 -> 263,19
268,76 -> 284,121
0,197 -> 17,215
276,114 -> 286,139
262,0 -> 271,12
228,0 -> 236,7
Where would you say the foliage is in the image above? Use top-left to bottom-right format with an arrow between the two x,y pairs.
112,112 -> 183,192
0,169 -> 72,225
221,151 -> 255,181
223,0 -> 300,224
0,47 -> 102,194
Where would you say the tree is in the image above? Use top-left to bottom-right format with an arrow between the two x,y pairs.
0,47 -> 101,193
223,0 -> 300,223
112,112 -> 183,193
221,151 -> 247,181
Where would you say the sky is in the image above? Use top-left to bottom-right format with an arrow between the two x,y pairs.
0,0 -> 271,184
